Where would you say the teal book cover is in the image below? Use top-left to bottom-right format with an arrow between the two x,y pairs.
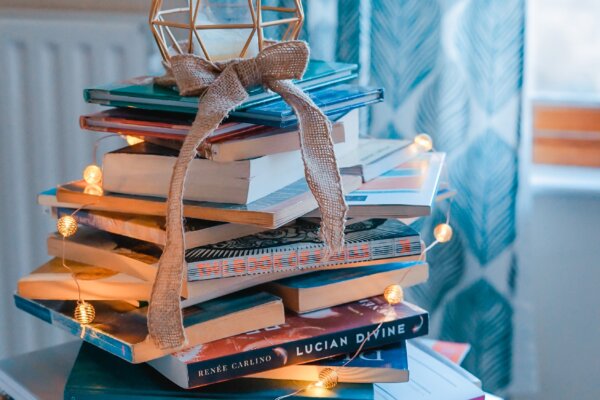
84,59 -> 357,113
64,343 -> 374,400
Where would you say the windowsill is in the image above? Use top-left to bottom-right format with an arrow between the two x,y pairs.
530,164 -> 600,195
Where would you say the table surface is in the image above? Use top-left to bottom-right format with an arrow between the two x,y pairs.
0,341 -> 81,400
0,341 -> 501,400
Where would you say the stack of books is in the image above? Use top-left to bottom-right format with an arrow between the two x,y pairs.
14,59 -> 484,399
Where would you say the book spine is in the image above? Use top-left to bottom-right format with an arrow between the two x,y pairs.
183,312 -> 428,388
14,296 -> 135,363
187,238 -> 422,281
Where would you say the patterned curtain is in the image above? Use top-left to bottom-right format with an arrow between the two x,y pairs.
304,0 -> 529,395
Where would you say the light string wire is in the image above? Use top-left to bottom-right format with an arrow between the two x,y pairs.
57,133 -> 112,324
275,134 -> 453,399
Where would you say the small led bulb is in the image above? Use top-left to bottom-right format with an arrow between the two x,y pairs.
74,301 -> 96,325
57,215 -> 78,238
125,135 -> 144,146
316,368 -> 338,389
434,223 -> 453,243
83,164 -> 102,185
414,133 -> 433,152
384,284 -> 404,305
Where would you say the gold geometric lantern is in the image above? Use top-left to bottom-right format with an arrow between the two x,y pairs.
149,0 -> 304,64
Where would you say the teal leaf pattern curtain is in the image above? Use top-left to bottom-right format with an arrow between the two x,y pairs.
305,0 -> 527,394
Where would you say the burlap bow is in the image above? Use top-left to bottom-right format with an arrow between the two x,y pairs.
148,41 -> 348,349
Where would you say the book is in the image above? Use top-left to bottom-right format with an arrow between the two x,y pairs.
266,261 -> 429,313
54,207 -> 267,249
228,85 -> 384,128
80,107 -> 259,141
80,108 -> 358,162
102,142 -> 305,204
65,343 -> 374,400
17,257 -> 153,301
338,138 -> 421,182
24,245 -> 419,306
52,174 -> 363,228
344,152 -> 446,218
14,291 -> 285,364
84,59 -> 358,113
149,297 -> 428,388
47,219 -> 422,282
250,342 -> 408,384
375,341 -> 485,400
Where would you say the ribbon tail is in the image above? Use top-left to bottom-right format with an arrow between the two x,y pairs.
268,80 -> 348,256
147,66 -> 249,350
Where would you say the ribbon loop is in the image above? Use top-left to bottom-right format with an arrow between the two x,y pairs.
148,40 -> 347,350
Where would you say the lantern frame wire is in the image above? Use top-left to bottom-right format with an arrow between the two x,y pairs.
149,0 -> 304,63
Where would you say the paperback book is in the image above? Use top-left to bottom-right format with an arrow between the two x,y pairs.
102,142 -> 305,204
17,258 -> 152,302
375,341 -> 485,400
14,291 -> 284,364
65,343 -> 374,400
47,218 -> 422,282
53,207 -> 266,249
344,152 -> 446,218
250,342 -> 409,384
338,138 -> 421,182
84,59 -> 358,113
266,261 -> 428,313
51,174 -> 363,228
149,297 -> 428,388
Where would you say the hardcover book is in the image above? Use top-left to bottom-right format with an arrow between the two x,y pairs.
54,207 -> 266,249
149,297 -> 428,388
102,142 -> 305,204
14,291 -> 284,364
250,342 -> 409,384
65,343 -> 374,400
344,152 -> 446,218
51,174 -> 363,228
84,59 -> 358,113
266,261 -> 429,313
47,219 -> 422,282
80,108 -> 356,162
229,85 -> 384,128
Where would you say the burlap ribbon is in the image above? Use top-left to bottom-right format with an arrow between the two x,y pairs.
148,41 -> 348,349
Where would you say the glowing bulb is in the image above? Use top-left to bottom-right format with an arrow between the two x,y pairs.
74,301 -> 96,324
316,368 -> 338,389
434,223 -> 453,243
57,215 -> 78,238
384,284 -> 404,305
414,133 -> 433,152
83,164 -> 102,185
83,184 -> 104,197
125,135 -> 144,146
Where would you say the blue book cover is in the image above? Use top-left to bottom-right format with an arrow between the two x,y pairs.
83,59 -> 357,113
13,291 -> 284,364
229,85 -> 384,127
251,342 -> 409,384
65,343 -> 374,400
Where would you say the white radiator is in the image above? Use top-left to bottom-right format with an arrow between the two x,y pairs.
0,9 -> 150,358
